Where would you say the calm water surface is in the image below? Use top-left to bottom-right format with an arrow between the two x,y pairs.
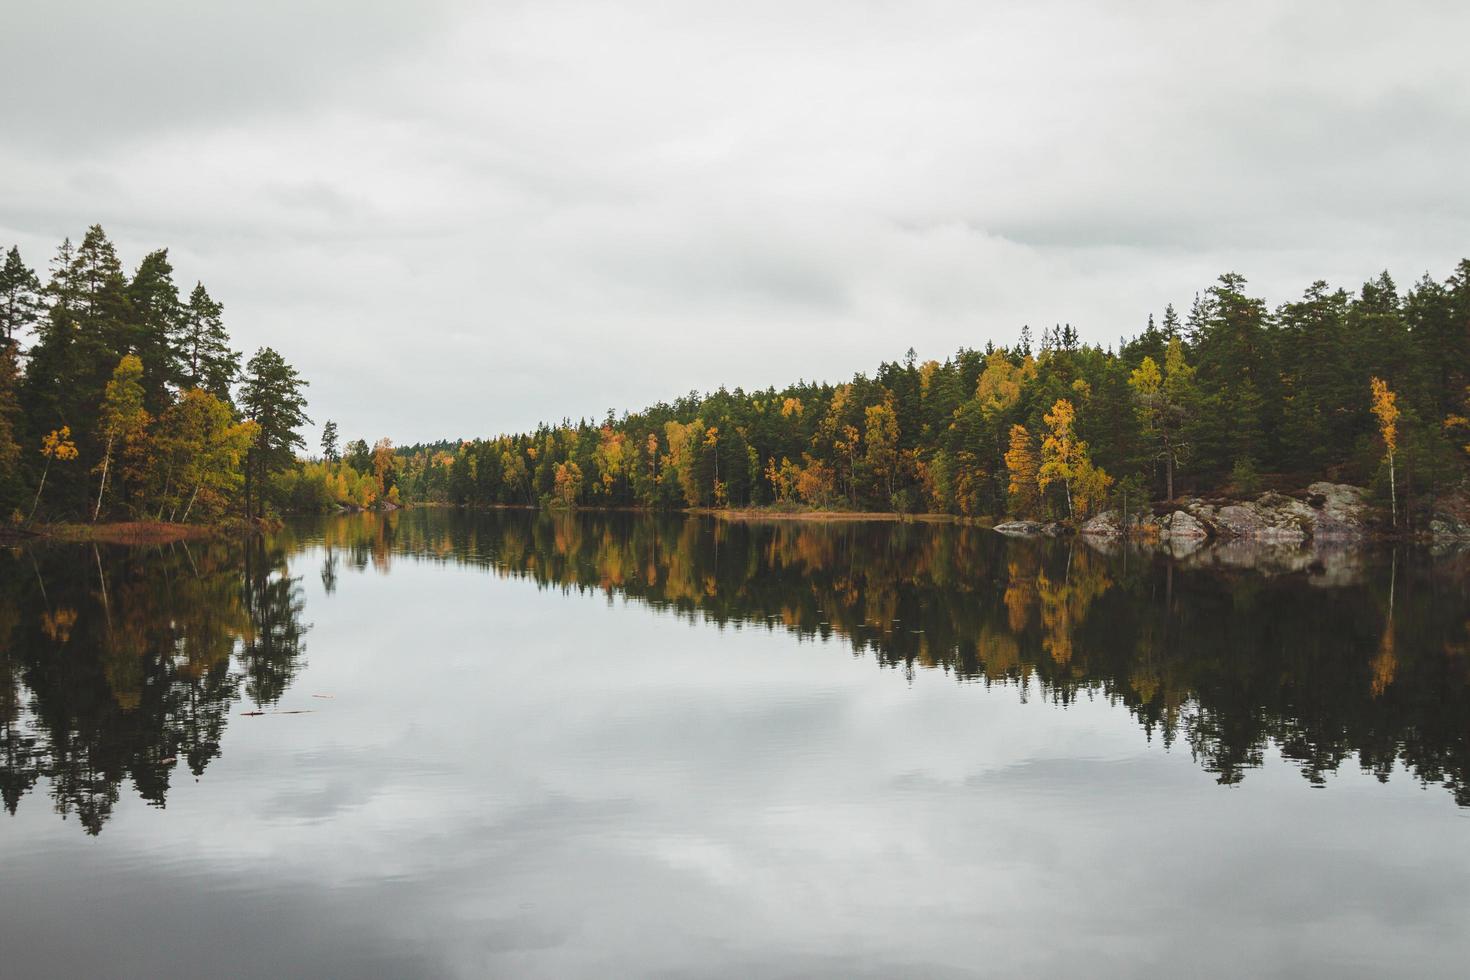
2,510 -> 1468,978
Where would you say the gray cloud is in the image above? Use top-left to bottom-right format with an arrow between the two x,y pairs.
2,0 -> 1467,442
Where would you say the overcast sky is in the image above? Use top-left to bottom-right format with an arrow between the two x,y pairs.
3,1 -> 1467,444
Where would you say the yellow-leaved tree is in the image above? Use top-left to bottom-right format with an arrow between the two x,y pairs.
863,396 -> 899,502
150,389 -> 258,521
975,351 -> 1035,418
1128,336 -> 1195,502
1369,377 -> 1399,527
1038,398 -> 1111,519
1003,424 -> 1039,517
94,354 -> 150,521
29,426 -> 78,522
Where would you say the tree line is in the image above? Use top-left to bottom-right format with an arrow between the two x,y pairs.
371,262 -> 1470,526
0,227 -> 310,524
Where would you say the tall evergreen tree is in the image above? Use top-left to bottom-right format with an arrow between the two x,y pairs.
320,420 -> 340,462
0,246 -> 43,348
0,343 -> 23,513
125,249 -> 183,413
238,347 -> 310,519
174,283 -> 240,400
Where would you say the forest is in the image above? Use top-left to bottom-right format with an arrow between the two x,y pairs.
370,262 -> 1470,528
4,228 -> 1468,529
0,227 -> 310,525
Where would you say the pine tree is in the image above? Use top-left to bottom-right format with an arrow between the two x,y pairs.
238,347 -> 310,519
320,420 -> 340,462
0,246 -> 43,347
174,283 -> 240,399
126,249 -> 183,413
0,343 -> 23,513
71,226 -> 132,395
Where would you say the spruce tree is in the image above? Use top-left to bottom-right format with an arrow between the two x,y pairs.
0,246 -> 43,347
174,283 -> 240,400
238,347 -> 310,518
126,249 -> 183,414
320,420 -> 340,462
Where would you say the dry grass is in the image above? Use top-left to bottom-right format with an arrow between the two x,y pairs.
39,521 -> 222,545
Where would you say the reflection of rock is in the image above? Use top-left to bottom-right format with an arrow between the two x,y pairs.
1164,533 -> 1207,558
1079,485 -> 1378,584
994,520 -> 1073,538
993,520 -> 1045,537
1174,540 -> 1367,587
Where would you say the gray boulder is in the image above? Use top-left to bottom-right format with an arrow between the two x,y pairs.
1430,513 -> 1470,540
1161,510 -> 1210,539
1080,510 -> 1123,537
1302,482 -> 1371,538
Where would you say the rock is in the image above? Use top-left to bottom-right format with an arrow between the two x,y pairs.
1040,521 -> 1074,537
1172,483 -> 1370,543
1080,510 -> 1123,537
993,520 -> 1045,537
1197,494 -> 1311,542
1162,510 -> 1209,539
1302,482 -> 1371,539
1430,513 -> 1470,540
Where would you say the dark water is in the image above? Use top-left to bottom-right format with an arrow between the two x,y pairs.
2,510 -> 1468,978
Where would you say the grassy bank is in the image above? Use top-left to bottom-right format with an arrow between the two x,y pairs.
3,518 -> 276,546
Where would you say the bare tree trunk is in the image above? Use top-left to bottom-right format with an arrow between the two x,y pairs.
26,461 -> 49,524
181,482 -> 202,523
156,464 -> 173,521
93,434 -> 113,523
1387,453 -> 1397,529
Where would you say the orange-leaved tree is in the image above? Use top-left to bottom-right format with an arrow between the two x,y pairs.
1003,424 -> 1039,517
1369,377 -> 1399,527
29,426 -> 78,522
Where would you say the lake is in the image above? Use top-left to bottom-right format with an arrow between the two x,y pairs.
2,509 -> 1468,978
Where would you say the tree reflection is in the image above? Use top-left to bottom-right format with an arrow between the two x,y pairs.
0,536 -> 308,834
302,509 -> 1470,806
4,509 -> 1468,833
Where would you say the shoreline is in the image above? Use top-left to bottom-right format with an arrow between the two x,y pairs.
1,519 -> 271,546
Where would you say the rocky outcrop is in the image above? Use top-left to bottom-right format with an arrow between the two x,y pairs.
1301,482 -> 1372,539
1080,510 -> 1123,537
1161,510 -> 1210,539
1018,483 -> 1379,545
1431,512 -> 1470,540
1135,483 -> 1373,543
1186,493 -> 1314,542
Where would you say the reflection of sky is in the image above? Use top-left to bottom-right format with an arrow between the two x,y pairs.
4,549 -> 1469,978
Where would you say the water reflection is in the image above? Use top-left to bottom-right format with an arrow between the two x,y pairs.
2,509 -> 1468,836
0,538 -> 307,833
283,510 -> 1470,804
